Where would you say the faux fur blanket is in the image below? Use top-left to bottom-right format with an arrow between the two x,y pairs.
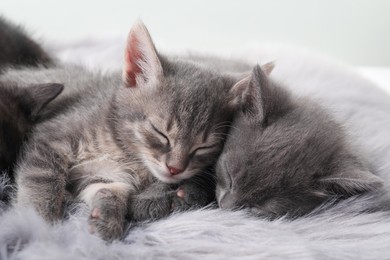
1,40 -> 390,260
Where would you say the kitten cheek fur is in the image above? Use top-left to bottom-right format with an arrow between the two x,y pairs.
216,65 -> 384,217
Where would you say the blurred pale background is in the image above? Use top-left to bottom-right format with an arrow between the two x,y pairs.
0,0 -> 389,66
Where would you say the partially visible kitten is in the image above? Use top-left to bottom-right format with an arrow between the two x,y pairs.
0,16 -> 52,69
215,65 -> 383,218
0,16 -> 62,204
0,82 -> 64,202
12,21 -> 250,241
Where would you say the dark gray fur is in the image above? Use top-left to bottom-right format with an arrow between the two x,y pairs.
0,16 -> 52,69
0,82 -> 63,202
215,65 -> 383,218
6,22 -> 248,241
129,168 -> 216,222
0,17 -> 62,203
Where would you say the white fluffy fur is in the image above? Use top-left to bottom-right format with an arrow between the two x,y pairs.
1,40 -> 390,259
1,196 -> 390,259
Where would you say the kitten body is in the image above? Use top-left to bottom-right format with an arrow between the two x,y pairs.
7,22 -> 249,240
0,82 -> 63,202
0,16 -> 62,203
215,65 -> 383,218
0,16 -> 52,69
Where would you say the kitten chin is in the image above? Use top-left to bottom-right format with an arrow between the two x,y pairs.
215,65 -> 383,218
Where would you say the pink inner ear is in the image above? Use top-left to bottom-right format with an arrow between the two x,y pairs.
124,35 -> 142,87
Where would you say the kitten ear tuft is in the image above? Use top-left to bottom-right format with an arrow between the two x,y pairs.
320,169 -> 383,196
123,20 -> 163,87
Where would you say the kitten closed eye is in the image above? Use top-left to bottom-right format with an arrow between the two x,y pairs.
191,144 -> 218,156
150,123 -> 170,146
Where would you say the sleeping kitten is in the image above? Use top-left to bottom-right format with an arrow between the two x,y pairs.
10,21 -> 250,241
215,65 -> 383,218
0,16 -> 62,203
0,16 -> 52,69
0,82 -> 63,202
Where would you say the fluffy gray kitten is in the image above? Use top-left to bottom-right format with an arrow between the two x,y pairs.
7,21 -> 250,241
215,65 -> 383,218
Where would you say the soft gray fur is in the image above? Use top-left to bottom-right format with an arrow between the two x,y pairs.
0,16 -> 63,203
4,22 -> 249,241
0,82 -> 63,183
215,65 -> 383,218
1,38 -> 390,259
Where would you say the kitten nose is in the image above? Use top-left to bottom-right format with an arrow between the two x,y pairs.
167,165 -> 184,175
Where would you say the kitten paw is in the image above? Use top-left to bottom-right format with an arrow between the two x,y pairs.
88,188 -> 126,241
129,179 -> 213,222
130,193 -> 173,221
171,184 -> 209,211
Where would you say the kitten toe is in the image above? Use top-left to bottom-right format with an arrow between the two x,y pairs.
176,187 -> 185,198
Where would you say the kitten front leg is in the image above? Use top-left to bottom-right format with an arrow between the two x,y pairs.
16,142 -> 70,223
172,173 -> 216,211
129,173 -> 216,222
80,182 -> 132,241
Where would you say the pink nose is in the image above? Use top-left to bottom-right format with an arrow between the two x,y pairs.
167,166 -> 184,175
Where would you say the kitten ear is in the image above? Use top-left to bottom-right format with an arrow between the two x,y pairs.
123,20 -> 163,87
22,83 -> 64,120
319,167 -> 383,196
228,74 -> 251,108
261,61 -> 275,75
229,65 -> 272,123
229,63 -> 273,110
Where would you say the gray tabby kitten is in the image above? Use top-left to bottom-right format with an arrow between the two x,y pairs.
215,65 -> 383,218
11,21 -> 249,241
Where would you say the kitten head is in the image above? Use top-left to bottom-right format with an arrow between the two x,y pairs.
0,82 -> 63,173
112,21 -> 251,183
215,65 -> 383,218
